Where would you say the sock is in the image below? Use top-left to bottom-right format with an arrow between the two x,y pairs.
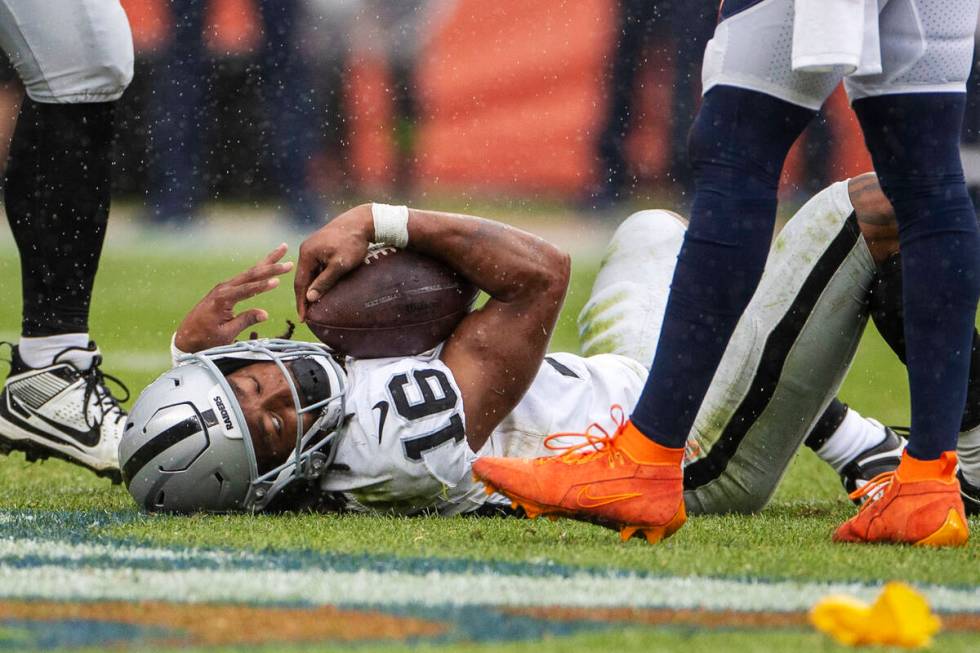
815,406 -> 887,473
854,93 -> 980,460
5,99 -> 116,337
896,450 -> 958,482
958,426 -> 980,487
18,334 -> 94,370
620,421 -> 685,465
805,399 -> 849,452
631,87 -> 815,447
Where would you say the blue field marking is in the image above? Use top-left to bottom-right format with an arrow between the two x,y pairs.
0,619 -> 178,651
0,509 -> 583,578
4,508 -> 979,591
389,605 -> 607,645
2,509 -> 980,616
0,605 -> 602,649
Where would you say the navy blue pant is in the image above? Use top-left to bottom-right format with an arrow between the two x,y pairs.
855,94 -> 980,459
633,86 -> 980,460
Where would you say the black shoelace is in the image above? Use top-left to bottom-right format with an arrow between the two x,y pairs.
81,356 -> 130,430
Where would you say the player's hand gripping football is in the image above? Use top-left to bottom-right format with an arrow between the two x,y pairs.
294,205 -> 373,321
175,244 -> 294,352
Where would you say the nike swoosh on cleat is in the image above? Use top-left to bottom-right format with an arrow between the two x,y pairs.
576,485 -> 642,509
4,395 -> 101,448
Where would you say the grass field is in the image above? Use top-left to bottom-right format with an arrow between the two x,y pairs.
1,213 -> 978,652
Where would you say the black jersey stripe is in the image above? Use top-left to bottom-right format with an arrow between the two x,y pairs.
545,356 -> 580,379
684,214 -> 862,490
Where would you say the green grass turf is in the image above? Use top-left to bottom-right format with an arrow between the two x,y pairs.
1,236 -> 979,652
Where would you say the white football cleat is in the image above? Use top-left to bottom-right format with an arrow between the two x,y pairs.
0,342 -> 127,483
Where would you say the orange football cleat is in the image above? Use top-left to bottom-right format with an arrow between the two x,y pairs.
833,451 -> 969,547
472,408 -> 686,544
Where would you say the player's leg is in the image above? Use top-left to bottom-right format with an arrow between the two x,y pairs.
690,175 -> 910,513
563,0 -> 830,476
682,179 -> 879,513
578,208 -> 686,365
0,0 -> 133,481
577,194 -> 900,508
868,254 -> 980,515
833,0 -> 980,546
631,0 -> 839,451
629,87 -> 814,454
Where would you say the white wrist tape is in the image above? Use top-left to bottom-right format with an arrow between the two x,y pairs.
372,203 -> 410,248
170,332 -> 190,368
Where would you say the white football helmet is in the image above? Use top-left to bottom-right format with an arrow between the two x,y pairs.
119,339 -> 346,512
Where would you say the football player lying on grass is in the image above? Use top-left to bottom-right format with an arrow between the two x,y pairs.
120,173 -> 980,524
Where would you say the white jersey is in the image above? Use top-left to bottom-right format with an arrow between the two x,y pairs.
703,0 -> 978,110
319,350 -> 648,515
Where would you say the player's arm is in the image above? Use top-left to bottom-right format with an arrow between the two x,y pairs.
294,204 -> 571,450
174,244 -> 294,353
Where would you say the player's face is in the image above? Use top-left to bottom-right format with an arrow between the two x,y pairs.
226,362 -> 315,472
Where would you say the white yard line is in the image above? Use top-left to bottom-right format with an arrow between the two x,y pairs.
1,537 -> 978,613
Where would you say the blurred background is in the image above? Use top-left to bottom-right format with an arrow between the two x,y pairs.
3,0 -> 976,228
1,0 -> 977,440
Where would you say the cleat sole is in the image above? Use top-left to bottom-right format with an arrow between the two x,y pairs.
915,508 -> 969,547
482,476 -> 687,544
619,503 -> 687,544
620,525 -> 667,544
0,431 -> 122,485
483,481 -> 561,521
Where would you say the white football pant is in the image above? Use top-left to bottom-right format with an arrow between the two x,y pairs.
579,180 -> 877,514
0,0 -> 133,103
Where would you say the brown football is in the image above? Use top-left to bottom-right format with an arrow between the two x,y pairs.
305,246 -> 478,358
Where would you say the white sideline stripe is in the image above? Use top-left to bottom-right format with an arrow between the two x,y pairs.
0,537 -> 243,565
1,538 -> 979,613
3,566 -> 980,613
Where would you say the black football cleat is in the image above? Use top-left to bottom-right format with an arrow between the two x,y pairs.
958,470 -> 980,517
839,425 -> 907,502
0,342 -> 128,483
